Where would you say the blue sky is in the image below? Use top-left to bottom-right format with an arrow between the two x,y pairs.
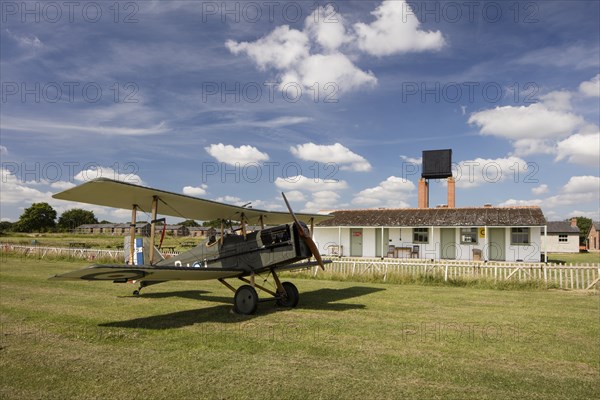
1,0 -> 599,223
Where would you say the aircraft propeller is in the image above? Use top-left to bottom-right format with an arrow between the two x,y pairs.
282,192 -> 325,270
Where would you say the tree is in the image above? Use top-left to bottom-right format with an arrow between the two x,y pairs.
58,208 -> 98,231
0,221 -> 14,234
16,202 -> 57,232
181,219 -> 199,227
571,217 -> 592,246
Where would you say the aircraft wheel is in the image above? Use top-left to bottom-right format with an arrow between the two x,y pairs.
276,282 -> 299,308
132,290 -> 140,296
234,285 -> 259,315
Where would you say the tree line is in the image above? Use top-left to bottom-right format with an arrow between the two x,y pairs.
0,202 -> 205,234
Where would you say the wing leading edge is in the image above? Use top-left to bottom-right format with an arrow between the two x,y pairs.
52,178 -> 331,225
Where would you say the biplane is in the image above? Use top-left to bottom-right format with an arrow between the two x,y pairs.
50,178 -> 332,315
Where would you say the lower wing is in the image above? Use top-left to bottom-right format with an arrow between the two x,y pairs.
50,264 -> 242,282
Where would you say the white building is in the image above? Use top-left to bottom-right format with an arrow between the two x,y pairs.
542,220 -> 580,253
314,206 -> 547,262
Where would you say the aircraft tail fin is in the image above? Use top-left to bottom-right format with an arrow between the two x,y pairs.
123,237 -> 164,265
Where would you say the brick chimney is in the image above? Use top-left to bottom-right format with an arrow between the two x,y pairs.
447,177 -> 456,208
570,217 -> 578,228
418,178 -> 429,209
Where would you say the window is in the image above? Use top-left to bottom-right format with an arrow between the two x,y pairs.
460,228 -> 478,244
511,228 -> 530,245
413,228 -> 429,244
558,234 -> 568,242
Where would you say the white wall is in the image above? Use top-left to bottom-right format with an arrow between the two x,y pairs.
542,234 -> 579,253
315,226 -> 544,262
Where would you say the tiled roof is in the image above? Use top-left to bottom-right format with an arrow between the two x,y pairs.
316,207 -> 546,227
546,221 -> 580,234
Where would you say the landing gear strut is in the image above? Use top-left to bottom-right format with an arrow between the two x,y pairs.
220,270 -> 300,315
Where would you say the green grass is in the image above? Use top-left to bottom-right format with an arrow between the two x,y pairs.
1,255 -> 598,399
547,252 -> 600,265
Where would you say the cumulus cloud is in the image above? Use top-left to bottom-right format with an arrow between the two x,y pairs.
555,128 -> 600,167
183,184 -> 208,196
302,190 -> 342,213
290,143 -> 372,172
282,190 -> 306,202
226,1 -> 443,94
205,143 -> 269,165
354,0 -> 445,56
400,155 -> 422,165
468,102 -> 584,156
74,166 -> 145,185
274,175 -> 348,192
454,157 -> 529,189
579,74 -> 600,97
531,184 -> 549,195
352,176 -> 415,208
500,175 -> 600,215
0,145 -> 7,156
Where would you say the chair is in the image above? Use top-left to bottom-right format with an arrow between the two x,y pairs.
410,245 -> 419,258
387,245 -> 396,258
472,248 -> 482,261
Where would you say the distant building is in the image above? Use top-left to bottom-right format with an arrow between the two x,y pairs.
542,219 -> 580,253
76,223 -> 150,236
588,221 -> 600,251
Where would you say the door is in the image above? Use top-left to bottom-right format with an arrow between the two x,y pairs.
440,228 -> 456,259
489,228 -> 506,261
375,228 -> 389,257
350,228 -> 363,257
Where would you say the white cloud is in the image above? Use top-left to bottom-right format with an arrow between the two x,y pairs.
304,4 -> 350,52
274,175 -> 348,192
468,103 -> 584,156
454,157 -> 529,189
400,155 -> 422,165
500,176 -> 600,213
561,175 -> 600,194
302,190 -> 342,213
579,74 -> 600,97
205,143 -> 269,165
74,166 -> 144,185
248,116 -> 312,129
283,190 -> 306,202
539,90 -> 572,111
0,145 -> 7,156
555,129 -> 600,167
50,181 -> 76,191
469,104 -> 583,141
286,52 -> 377,93
290,143 -> 372,172
183,184 -> 208,196
354,0 -> 445,56
226,25 -> 310,71
226,1 -> 443,94
499,199 -> 544,207
5,29 -> 43,48
1,116 -> 169,136
352,176 -> 415,208
531,184 -> 549,195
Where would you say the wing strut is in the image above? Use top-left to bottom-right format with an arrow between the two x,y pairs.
149,196 -> 159,265
129,205 -> 138,265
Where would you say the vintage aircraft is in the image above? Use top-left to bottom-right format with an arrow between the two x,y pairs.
50,178 -> 332,315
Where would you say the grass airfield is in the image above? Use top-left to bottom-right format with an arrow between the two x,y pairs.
1,255 -> 598,399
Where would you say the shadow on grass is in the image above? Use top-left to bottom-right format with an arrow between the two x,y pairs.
99,286 -> 385,330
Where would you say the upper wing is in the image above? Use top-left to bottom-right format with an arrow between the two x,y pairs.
52,178 -> 331,225
50,264 -> 243,281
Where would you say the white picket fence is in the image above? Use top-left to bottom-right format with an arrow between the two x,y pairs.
1,243 -> 125,261
2,244 -> 598,290
315,257 -> 600,290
